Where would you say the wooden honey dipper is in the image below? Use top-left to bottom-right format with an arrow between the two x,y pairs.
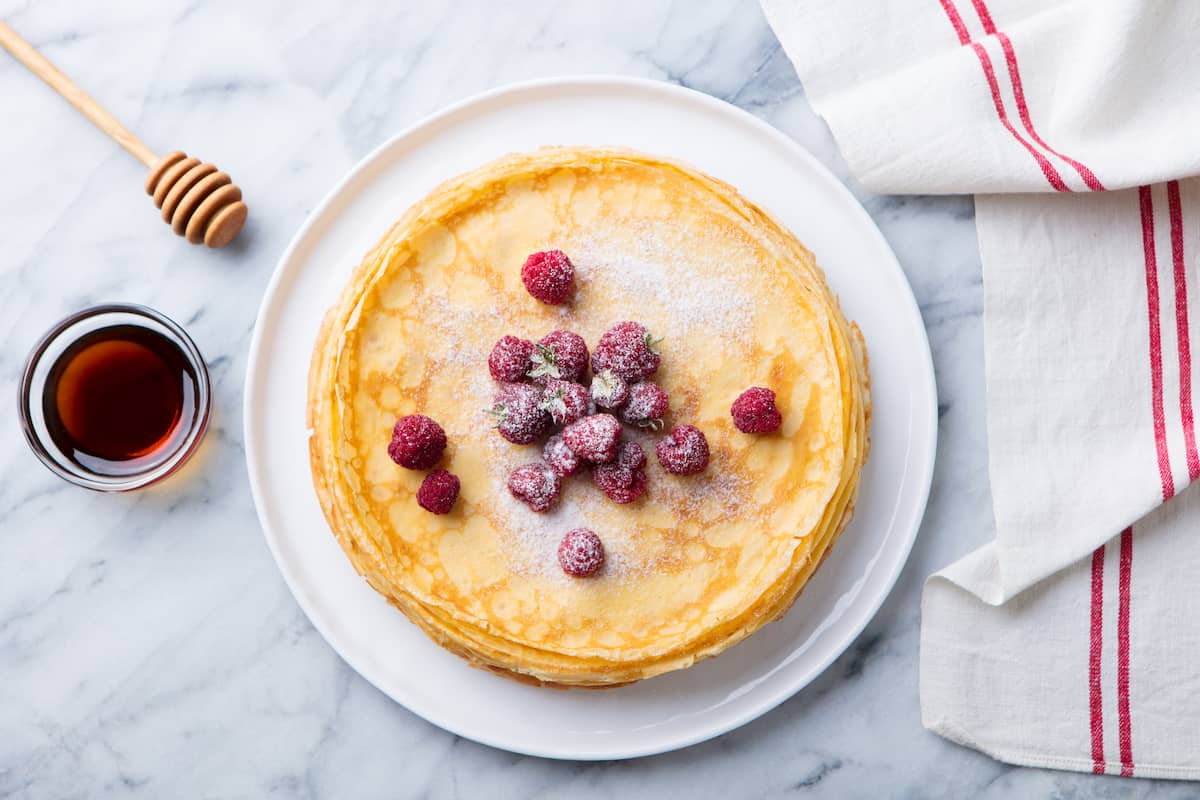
0,21 -> 247,248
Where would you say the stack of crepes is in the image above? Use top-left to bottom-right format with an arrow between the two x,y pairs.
307,147 -> 870,686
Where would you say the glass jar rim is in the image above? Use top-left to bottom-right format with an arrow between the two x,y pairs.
17,303 -> 212,492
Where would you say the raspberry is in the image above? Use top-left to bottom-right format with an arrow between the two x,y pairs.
417,469 -> 460,514
619,381 -> 669,430
507,463 -> 561,512
521,249 -> 575,305
488,384 -> 551,444
731,387 -> 783,434
562,413 -> 622,463
590,321 -> 661,382
529,330 -> 589,383
540,379 -> 590,426
656,425 -> 710,475
558,528 -> 605,577
590,369 -> 630,410
543,434 -> 582,477
387,414 -> 447,469
592,439 -> 648,504
488,335 -> 535,383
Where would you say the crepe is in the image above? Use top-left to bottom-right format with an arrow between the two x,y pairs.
307,146 -> 870,687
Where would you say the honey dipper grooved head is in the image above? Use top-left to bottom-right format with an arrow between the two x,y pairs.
145,150 -> 247,248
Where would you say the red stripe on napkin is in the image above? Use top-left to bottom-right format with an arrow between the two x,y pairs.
964,43 -> 1069,192
968,0 -> 1105,189
1117,527 -> 1135,776
939,0 -> 972,43
1167,181 -> 1199,481
936,0 -> 1070,191
992,32 -> 1104,190
1088,545 -> 1106,773
967,0 -> 998,31
1141,185 -> 1175,501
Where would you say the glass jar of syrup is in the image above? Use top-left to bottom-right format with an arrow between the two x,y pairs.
19,304 -> 211,491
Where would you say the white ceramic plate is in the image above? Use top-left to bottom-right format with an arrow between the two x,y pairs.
244,76 -> 936,760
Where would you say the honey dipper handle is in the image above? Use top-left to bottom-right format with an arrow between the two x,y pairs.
0,21 -> 157,167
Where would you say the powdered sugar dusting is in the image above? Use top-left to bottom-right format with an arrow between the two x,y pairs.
483,433 -> 660,584
402,214 -> 763,583
654,446 -> 749,520
421,293 -> 511,370
568,217 -> 759,345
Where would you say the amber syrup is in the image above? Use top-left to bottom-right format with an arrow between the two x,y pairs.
41,324 -> 198,477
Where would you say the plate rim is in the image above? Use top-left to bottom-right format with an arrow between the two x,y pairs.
243,74 -> 938,760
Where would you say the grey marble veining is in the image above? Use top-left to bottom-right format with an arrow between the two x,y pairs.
0,0 -> 1190,797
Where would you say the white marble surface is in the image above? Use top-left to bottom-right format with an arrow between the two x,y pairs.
0,0 -> 1190,797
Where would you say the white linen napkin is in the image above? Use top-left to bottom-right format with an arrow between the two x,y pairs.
762,0 -> 1200,778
